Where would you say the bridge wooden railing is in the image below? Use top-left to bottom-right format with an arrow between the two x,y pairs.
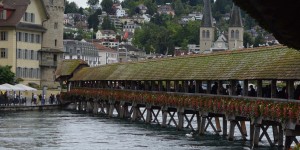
61,88 -> 300,123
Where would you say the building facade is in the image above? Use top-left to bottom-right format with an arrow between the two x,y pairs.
93,42 -> 118,65
63,40 -> 100,67
40,0 -> 64,88
0,0 -> 48,85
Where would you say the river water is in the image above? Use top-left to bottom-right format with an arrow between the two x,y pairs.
0,110 -> 279,150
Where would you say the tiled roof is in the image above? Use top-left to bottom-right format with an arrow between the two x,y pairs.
201,0 -> 213,27
70,46 -> 300,81
55,59 -> 89,77
0,0 -> 49,27
229,4 -> 243,27
93,42 -> 117,52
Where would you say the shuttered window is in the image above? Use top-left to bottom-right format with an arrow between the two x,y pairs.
0,48 -> 8,58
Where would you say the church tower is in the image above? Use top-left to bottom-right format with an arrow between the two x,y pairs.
40,0 -> 65,88
200,0 -> 215,53
228,4 -> 244,50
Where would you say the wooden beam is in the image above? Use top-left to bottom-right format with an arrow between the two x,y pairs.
287,80 -> 295,99
257,80 -> 263,97
271,80 -> 277,98
243,80 -> 249,96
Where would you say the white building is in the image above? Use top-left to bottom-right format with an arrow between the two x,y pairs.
116,9 -> 126,17
63,40 -> 101,67
93,42 -> 118,65
96,30 -> 117,40
123,23 -> 140,33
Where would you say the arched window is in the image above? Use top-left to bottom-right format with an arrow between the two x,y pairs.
206,30 -> 210,38
235,30 -> 239,39
231,30 -> 235,39
202,30 -> 205,38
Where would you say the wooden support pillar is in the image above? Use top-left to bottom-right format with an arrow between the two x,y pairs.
228,121 -> 237,141
174,81 -> 179,92
106,102 -> 110,115
177,107 -> 184,130
243,80 -> 249,96
278,125 -> 284,147
161,106 -> 168,128
166,81 -> 171,92
200,113 -> 207,135
158,81 -> 163,91
217,80 -> 222,95
144,81 -> 149,91
93,100 -> 98,114
206,81 -> 211,94
241,121 -> 247,136
184,80 -> 189,93
108,100 -> 115,117
215,117 -> 221,132
271,80 -> 277,98
284,136 -> 294,150
287,80 -> 295,99
272,125 -> 279,144
230,80 -> 237,96
197,111 -> 202,134
119,101 -> 125,118
146,105 -> 152,124
132,103 -> 138,121
223,116 -> 227,136
131,81 -> 135,90
250,123 -> 254,141
252,124 -> 261,148
77,101 -> 81,111
151,81 -> 156,91
195,80 -> 200,93
257,80 -> 263,97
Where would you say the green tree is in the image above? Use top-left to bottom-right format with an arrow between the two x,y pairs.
173,0 -> 185,16
87,0 -> 99,6
101,16 -> 115,30
101,0 -> 114,14
254,33 -> 265,47
0,66 -> 15,84
144,0 -> 157,16
64,1 -> 79,13
87,9 -> 102,31
243,32 -> 254,48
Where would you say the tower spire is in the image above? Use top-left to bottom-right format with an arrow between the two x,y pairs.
202,0 -> 213,27
229,4 -> 243,27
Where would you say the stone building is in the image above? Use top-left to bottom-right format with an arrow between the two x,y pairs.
40,0 -> 64,88
200,1 -> 244,52
63,40 -> 100,67
0,0 -> 48,85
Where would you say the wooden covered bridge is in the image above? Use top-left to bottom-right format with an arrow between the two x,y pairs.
58,46 -> 300,149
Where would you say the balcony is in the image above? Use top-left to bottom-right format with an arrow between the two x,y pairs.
39,60 -> 57,67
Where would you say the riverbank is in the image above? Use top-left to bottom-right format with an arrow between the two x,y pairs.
0,104 -> 62,111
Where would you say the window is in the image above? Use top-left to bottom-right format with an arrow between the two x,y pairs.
31,34 -> 34,43
0,48 -> 8,58
55,39 -> 57,46
18,49 -> 21,59
30,68 -> 33,78
24,49 -> 28,59
24,68 -> 27,78
54,22 -> 58,29
36,34 -> 40,43
31,50 -> 34,59
231,30 -> 235,39
17,32 -> 22,41
31,13 -> 35,23
235,30 -> 239,39
206,30 -> 210,38
24,33 -> 28,42
0,31 -> 8,41
17,67 -> 21,78
202,30 -> 205,38
0,10 -> 7,20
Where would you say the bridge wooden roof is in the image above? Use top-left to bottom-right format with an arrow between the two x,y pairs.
70,46 -> 300,81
